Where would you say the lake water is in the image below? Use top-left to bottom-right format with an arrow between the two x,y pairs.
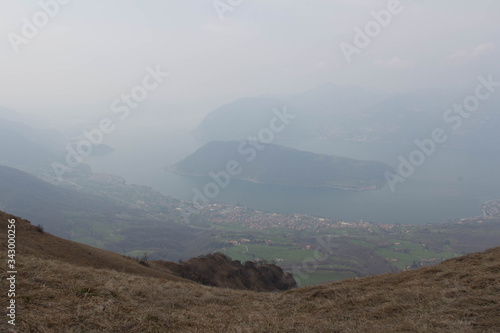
87,125 -> 500,226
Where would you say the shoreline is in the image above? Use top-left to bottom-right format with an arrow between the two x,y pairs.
166,168 -> 384,192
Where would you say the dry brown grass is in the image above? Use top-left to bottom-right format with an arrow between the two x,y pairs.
0,211 -> 187,283
1,212 -> 500,332
0,211 -> 292,292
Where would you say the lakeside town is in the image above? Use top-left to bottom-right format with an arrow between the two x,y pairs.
181,202 -> 402,232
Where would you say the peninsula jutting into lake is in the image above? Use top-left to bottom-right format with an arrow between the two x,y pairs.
169,141 -> 393,191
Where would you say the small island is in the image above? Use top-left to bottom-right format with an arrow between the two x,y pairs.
169,141 -> 393,191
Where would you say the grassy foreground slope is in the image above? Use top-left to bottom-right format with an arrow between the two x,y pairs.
1,214 -> 500,332
0,211 -> 294,293
0,210 -> 186,282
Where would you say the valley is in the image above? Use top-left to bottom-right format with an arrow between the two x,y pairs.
2,2 -> 500,331
192,202 -> 500,285
1,211 -> 499,332
12,163 -> 497,286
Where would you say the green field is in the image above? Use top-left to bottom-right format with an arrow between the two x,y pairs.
218,244 -> 317,263
297,269 -> 357,286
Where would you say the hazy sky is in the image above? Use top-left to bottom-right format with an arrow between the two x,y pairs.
1,0 -> 499,119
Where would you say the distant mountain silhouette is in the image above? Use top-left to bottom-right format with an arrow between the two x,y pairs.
194,84 -> 500,152
0,108 -> 114,177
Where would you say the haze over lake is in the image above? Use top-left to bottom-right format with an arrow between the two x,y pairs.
87,123 -> 500,226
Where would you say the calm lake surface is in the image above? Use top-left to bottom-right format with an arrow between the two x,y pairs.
88,127 -> 500,226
